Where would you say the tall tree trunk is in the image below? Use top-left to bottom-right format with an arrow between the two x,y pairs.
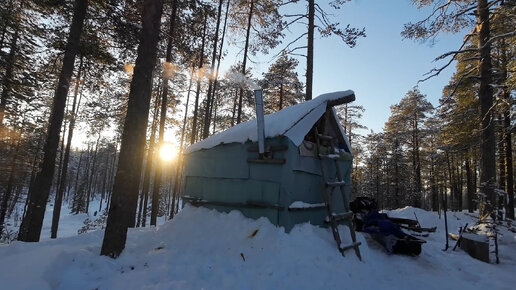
202,0 -> 224,139
305,0 -> 314,101
138,92 -> 160,227
394,140 -> 400,208
498,114 -> 506,191
0,0 -> 15,50
85,133 -> 101,213
55,120 -> 67,202
99,149 -> 110,213
101,0 -> 164,258
500,39 -> 514,219
190,11 -> 208,144
497,114 -> 505,219
236,0 -> 254,124
465,153 -> 475,213
430,157 -> 438,211
169,68 -> 194,219
458,157 -> 463,210
72,150 -> 84,213
0,18 -> 19,126
477,0 -> 496,218
231,88 -> 238,126
503,89 -> 514,219
375,159 -> 380,209
180,68 -> 194,151
17,0 -> 88,242
0,0 -> 21,127
150,0 -> 179,226
51,56 -> 83,238
209,0 -> 230,135
75,144 -> 92,213
413,113 -> 422,208
105,141 -> 118,212
279,83 -> 284,110
0,138 -> 20,234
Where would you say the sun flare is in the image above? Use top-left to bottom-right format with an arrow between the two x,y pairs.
159,143 -> 178,161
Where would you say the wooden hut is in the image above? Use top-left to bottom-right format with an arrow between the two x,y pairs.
183,91 -> 356,232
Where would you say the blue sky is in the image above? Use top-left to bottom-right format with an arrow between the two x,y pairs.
311,0 -> 465,133
225,0 -> 468,134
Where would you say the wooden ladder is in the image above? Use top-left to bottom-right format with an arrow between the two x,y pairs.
314,128 -> 362,260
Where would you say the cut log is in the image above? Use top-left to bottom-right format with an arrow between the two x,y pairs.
400,225 -> 437,233
459,233 -> 490,263
388,217 -> 420,227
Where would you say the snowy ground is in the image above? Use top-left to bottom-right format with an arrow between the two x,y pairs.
1,205 -> 515,290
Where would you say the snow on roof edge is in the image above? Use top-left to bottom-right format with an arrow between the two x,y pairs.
185,90 -> 355,154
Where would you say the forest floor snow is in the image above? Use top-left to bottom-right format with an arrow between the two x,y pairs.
1,204 -> 515,290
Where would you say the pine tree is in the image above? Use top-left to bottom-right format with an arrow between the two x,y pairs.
18,0 -> 89,242
260,52 -> 303,113
101,0 -> 164,258
385,89 -> 433,207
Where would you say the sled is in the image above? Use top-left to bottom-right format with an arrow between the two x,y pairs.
368,232 -> 425,256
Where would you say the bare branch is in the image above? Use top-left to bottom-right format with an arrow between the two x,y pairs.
445,67 -> 477,98
284,16 -> 305,30
419,31 -> 474,83
435,48 -> 478,61
273,32 -> 307,58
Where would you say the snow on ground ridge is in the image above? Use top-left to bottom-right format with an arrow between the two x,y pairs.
1,204 -> 515,290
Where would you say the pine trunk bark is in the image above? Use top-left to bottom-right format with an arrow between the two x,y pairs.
500,39 -> 514,219
430,159 -> 438,211
17,0 -> 88,242
305,0 -> 314,101
279,83 -> 284,110
209,0 -> 230,136
72,150 -> 84,213
477,0 -> 496,218
101,0 -> 163,258
503,90 -> 514,219
414,113 -> 422,208
145,95 -> 160,226
169,68 -> 194,219
202,0 -> 224,139
0,9 -> 19,126
0,139 -> 20,234
51,57 -> 83,238
85,134 -> 101,214
150,0 -> 179,226
137,93 -> 160,227
98,149 -> 110,213
0,0 -> 13,50
236,0 -> 254,124
190,11 -> 208,144
465,153 -> 475,212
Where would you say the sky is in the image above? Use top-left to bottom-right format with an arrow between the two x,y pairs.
224,0 -> 468,135
74,0 -> 468,149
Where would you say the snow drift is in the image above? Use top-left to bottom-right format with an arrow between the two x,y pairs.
1,205 -> 515,290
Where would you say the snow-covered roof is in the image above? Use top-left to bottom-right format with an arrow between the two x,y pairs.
185,90 -> 355,154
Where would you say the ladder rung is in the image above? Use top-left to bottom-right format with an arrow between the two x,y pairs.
332,211 -> 353,221
319,154 -> 340,160
317,134 -> 334,141
326,180 -> 346,187
340,241 -> 362,252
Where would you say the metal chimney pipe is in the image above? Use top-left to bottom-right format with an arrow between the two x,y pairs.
254,89 -> 265,156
